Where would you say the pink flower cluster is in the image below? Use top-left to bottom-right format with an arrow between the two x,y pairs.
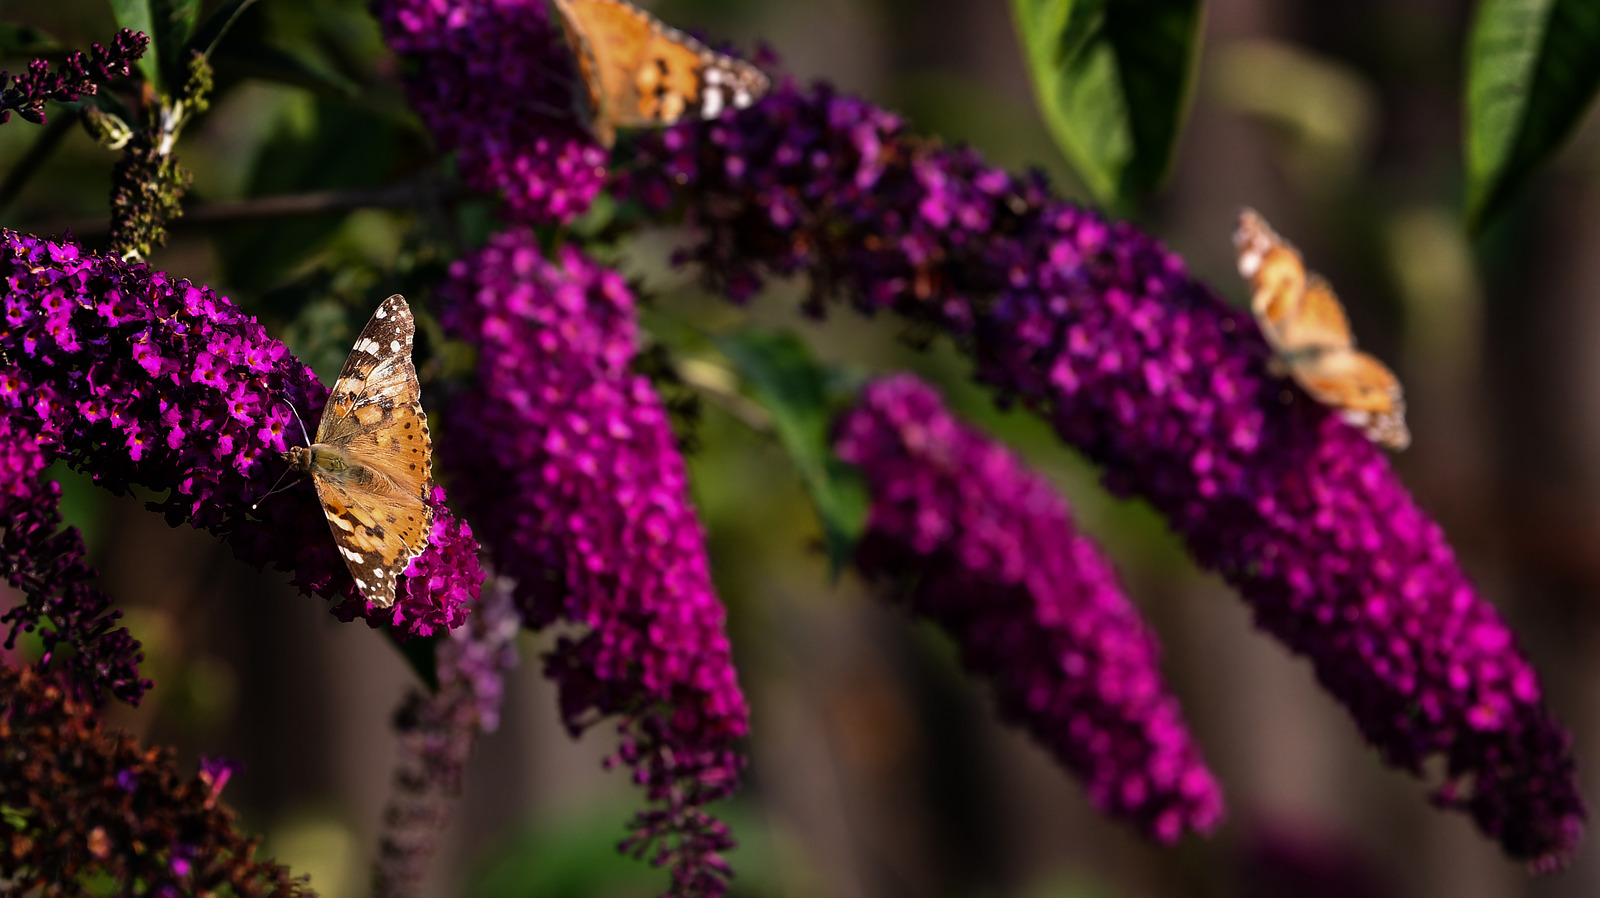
439,231 -> 747,895
839,374 -> 1224,842
0,229 -> 482,640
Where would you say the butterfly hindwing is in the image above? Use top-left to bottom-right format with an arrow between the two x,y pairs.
550,0 -> 769,147
294,294 -> 435,607
1233,209 -> 1410,451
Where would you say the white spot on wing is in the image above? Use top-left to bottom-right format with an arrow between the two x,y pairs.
702,87 -> 724,118
390,340 -> 401,352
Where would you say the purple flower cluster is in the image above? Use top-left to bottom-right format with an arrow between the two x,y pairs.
374,0 -> 605,224
375,576 -> 520,896
0,229 -> 481,639
440,231 -> 747,896
623,83 -> 1587,867
0,412 -> 147,706
0,29 -> 148,125
837,374 -> 1224,842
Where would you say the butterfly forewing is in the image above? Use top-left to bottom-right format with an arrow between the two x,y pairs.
301,294 -> 435,607
550,0 -> 770,147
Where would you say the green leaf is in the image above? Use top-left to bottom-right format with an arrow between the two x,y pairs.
108,0 -> 162,91
211,41 -> 362,100
1464,0 -> 1600,231
153,0 -> 200,85
189,0 -> 258,60
386,629 -> 439,691
0,24 -> 61,56
0,804 -> 28,830
716,331 -> 869,578
1010,0 -> 1205,207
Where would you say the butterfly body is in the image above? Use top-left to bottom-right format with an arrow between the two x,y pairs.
287,294 -> 434,606
550,0 -> 769,147
1234,209 -> 1410,451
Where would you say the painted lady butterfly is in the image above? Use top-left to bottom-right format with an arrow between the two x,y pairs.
1234,208 -> 1410,451
550,0 -> 771,147
286,294 -> 435,606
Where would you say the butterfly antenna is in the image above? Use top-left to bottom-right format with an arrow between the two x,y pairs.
281,398 -> 312,446
251,465 -> 299,511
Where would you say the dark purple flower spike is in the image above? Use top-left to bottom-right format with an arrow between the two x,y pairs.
0,229 -> 482,641
623,82 -> 1587,869
0,29 -> 147,126
0,665 -> 308,895
0,411 -> 147,706
838,374 -> 1225,842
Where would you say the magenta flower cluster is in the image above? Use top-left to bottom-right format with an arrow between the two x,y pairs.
838,374 -> 1224,842
623,83 -> 1587,866
374,0 -> 604,224
439,231 -> 748,895
0,28 -> 147,125
0,229 -> 482,642
0,411 -> 147,706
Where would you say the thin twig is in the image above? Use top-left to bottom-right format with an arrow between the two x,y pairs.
34,175 -> 462,239
0,110 -> 80,218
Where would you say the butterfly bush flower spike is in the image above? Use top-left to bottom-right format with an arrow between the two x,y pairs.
441,232 -> 747,897
623,83 -> 1586,868
376,576 -> 520,896
838,374 -> 1224,842
0,229 -> 480,639
0,413 -> 147,707
0,28 -> 147,125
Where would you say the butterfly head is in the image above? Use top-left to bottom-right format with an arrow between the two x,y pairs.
284,443 -> 354,477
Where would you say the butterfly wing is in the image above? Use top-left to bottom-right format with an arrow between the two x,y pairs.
1277,274 -> 1353,353
551,0 -> 769,147
1291,350 -> 1410,450
310,294 -> 435,606
1236,209 -> 1308,354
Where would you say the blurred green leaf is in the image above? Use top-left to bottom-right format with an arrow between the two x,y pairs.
0,24 -> 61,56
388,629 -> 439,691
0,804 -> 28,830
471,812 -> 658,898
1010,0 -> 1204,207
190,0 -> 260,60
153,0 -> 200,87
1464,0 -> 1600,231
212,41 -> 361,100
470,800 -> 783,898
716,330 -> 868,579
108,0 -> 162,91
214,93 -> 399,295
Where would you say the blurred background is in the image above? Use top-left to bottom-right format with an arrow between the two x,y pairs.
3,0 -> 1600,896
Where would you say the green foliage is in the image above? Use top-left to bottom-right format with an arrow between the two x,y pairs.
190,0 -> 260,61
716,330 -> 869,580
108,0 -> 163,91
470,801 -> 784,898
215,94 -> 400,293
1010,0 -> 1204,208
387,629 -> 439,691
1464,0 -> 1600,231
0,24 -> 60,56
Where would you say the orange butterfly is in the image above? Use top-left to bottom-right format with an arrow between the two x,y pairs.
550,0 -> 771,148
1233,208 -> 1410,451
